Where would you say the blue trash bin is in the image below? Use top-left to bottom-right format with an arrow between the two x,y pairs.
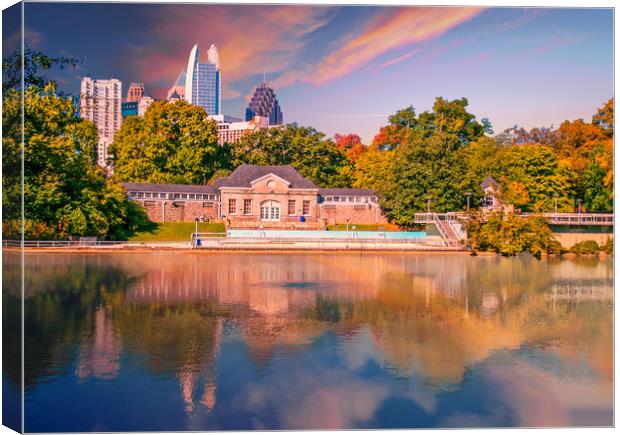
300,215 -> 306,222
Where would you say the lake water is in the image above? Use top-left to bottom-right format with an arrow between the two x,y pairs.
3,252 -> 613,431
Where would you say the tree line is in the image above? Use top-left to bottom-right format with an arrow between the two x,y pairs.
2,47 -> 614,240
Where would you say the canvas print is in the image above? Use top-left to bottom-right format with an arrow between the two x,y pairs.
1,1 -> 614,432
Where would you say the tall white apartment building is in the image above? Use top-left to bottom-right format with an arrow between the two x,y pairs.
80,77 -> 122,169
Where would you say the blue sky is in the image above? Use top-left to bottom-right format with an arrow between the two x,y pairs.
4,4 -> 613,143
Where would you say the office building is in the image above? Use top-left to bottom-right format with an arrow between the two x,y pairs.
138,94 -> 154,116
208,115 -> 269,145
167,71 -> 186,101
185,43 -> 221,115
80,77 -> 122,169
126,82 -> 145,102
245,82 -> 283,125
121,101 -> 139,118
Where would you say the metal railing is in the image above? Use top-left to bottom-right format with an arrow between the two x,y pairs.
190,232 -> 462,251
2,240 -> 191,248
415,212 -> 614,226
535,213 -> 614,225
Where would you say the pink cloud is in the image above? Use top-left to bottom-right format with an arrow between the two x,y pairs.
378,48 -> 421,69
121,5 -> 335,100
273,7 -> 484,88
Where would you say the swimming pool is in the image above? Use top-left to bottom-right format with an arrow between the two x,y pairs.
227,229 -> 426,239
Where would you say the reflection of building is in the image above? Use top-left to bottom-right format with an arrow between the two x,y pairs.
80,77 -> 122,169
122,165 -> 386,227
208,114 -> 269,145
245,82 -> 283,125
177,318 -> 222,413
185,43 -> 221,115
76,308 -> 121,380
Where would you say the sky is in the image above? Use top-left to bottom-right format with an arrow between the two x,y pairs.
3,3 -> 614,143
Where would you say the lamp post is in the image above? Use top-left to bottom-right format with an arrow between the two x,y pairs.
426,196 -> 432,214
577,199 -> 582,214
465,192 -> 472,211
553,193 -> 559,214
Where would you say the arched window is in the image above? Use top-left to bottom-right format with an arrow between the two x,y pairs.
260,200 -> 280,221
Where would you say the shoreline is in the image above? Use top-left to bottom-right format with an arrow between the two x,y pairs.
3,247 -> 611,258
3,246 -> 472,254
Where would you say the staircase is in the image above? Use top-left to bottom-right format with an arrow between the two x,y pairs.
433,215 -> 462,247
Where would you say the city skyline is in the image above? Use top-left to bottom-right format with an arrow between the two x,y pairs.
3,3 -> 613,143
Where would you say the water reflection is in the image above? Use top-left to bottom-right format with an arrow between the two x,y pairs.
10,252 -> 612,431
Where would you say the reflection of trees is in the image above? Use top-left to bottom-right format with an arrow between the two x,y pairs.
17,252 -> 612,405
15,254 -> 139,387
113,304 -> 224,413
3,252 -> 22,431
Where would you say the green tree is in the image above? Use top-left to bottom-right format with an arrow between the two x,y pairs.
459,136 -> 504,208
582,158 -> 613,212
2,83 -> 149,239
497,144 -> 572,212
3,45 -> 80,92
230,124 -> 351,187
110,101 -> 225,185
375,97 -> 492,226
351,150 -> 394,189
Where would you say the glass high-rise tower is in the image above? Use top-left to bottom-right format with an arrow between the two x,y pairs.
185,43 -> 221,115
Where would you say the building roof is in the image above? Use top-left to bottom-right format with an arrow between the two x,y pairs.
120,182 -> 219,194
481,176 -> 499,190
210,176 -> 229,188
318,188 -> 377,197
218,164 -> 317,189
173,70 -> 186,87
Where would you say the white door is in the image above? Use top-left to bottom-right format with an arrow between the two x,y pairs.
260,200 -> 280,221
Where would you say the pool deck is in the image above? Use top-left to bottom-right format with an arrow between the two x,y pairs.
5,235 -> 468,252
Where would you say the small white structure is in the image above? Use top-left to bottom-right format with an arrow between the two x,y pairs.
480,176 -> 503,211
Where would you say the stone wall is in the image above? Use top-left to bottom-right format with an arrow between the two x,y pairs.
318,203 -> 388,226
139,200 -> 219,222
552,232 -> 613,248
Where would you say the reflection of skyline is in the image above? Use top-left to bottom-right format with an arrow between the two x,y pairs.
15,252 -> 613,429
76,308 -> 121,380
105,253 -> 614,397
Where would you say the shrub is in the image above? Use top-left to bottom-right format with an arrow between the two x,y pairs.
465,212 -> 556,257
601,237 -> 613,255
570,240 -> 600,255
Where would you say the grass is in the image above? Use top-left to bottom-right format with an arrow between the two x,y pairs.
127,221 -> 226,242
326,223 -> 402,232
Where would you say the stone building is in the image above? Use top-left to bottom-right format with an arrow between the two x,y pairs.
122,164 -> 387,228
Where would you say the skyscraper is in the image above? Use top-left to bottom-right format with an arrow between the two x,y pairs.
167,71 -> 186,101
245,82 -> 283,125
80,77 -> 122,169
185,43 -> 221,115
126,82 -> 144,102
